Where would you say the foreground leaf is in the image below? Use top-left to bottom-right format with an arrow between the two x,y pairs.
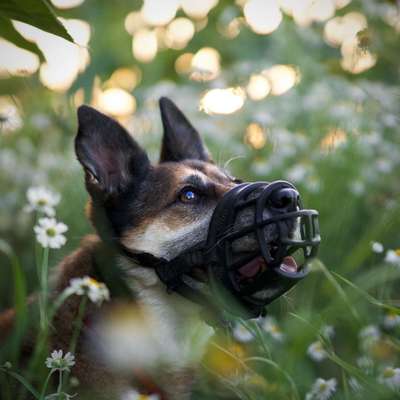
0,0 -> 73,43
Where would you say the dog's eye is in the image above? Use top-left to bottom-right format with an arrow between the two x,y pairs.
179,188 -> 198,203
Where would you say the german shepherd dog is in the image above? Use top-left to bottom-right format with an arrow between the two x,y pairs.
0,98 -> 303,399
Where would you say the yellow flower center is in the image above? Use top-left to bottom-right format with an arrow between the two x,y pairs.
38,199 -> 47,206
395,249 -> 400,257
46,228 -> 56,237
269,325 -> 281,335
318,383 -> 327,392
383,368 -> 395,378
87,277 -> 101,288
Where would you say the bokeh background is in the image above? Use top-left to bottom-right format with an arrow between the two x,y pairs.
1,0 -> 400,399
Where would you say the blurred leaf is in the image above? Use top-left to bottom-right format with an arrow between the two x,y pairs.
0,15 -> 44,61
0,0 -> 74,43
332,271 -> 400,314
0,367 -> 40,399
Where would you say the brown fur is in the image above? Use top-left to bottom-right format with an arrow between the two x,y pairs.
0,100 -> 240,399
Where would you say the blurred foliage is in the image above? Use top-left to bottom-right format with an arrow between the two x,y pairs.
1,0 -> 400,399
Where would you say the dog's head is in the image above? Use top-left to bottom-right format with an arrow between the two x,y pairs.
75,97 -> 240,262
77,98 -> 310,283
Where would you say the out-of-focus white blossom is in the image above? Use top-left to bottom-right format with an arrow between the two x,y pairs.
383,312 -> 400,329
260,316 -> 284,341
232,322 -> 254,343
45,350 -> 75,371
371,241 -> 384,254
66,276 -> 110,305
26,186 -> 60,216
121,389 -> 160,400
305,377 -> 337,400
359,325 -> 381,351
357,355 -> 374,374
385,250 -> 400,266
307,341 -> 328,362
320,325 -> 335,340
379,367 -> 400,391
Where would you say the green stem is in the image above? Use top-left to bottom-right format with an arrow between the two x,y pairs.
64,296 -> 87,392
39,370 -> 53,400
57,371 -> 63,399
39,247 -> 50,332
69,296 -> 88,354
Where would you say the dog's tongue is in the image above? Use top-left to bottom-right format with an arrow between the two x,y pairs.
238,256 -> 298,280
280,256 -> 298,273
238,256 -> 265,278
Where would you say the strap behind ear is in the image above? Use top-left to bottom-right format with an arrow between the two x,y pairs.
159,97 -> 211,163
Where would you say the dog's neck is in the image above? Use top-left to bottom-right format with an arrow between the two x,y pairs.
118,256 -> 213,365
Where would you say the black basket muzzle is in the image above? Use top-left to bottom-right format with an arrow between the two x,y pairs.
202,180 -> 320,316
130,180 -> 320,319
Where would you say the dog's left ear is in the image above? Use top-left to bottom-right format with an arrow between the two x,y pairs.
159,97 -> 211,163
75,105 -> 150,198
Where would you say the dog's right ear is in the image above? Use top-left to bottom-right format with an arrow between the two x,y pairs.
75,105 -> 150,198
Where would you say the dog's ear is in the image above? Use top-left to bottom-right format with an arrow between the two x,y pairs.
75,105 -> 150,197
159,97 -> 211,163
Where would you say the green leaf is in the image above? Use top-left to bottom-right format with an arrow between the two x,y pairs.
0,0 -> 74,43
0,14 -> 44,61
0,368 -> 40,399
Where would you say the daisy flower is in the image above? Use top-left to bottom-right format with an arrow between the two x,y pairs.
34,217 -> 68,249
232,322 -> 254,343
385,249 -> 400,266
379,367 -> 400,391
320,325 -> 335,340
305,378 -> 337,400
359,325 -> 380,351
370,241 -> 384,254
26,186 -> 60,217
383,312 -> 400,329
45,350 -> 75,372
307,341 -> 327,362
121,389 -> 160,400
356,356 -> 374,374
0,98 -> 22,133
260,316 -> 285,341
66,276 -> 110,305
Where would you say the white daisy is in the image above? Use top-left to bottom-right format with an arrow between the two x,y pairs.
232,322 -> 254,343
0,99 -> 22,133
385,249 -> 400,266
260,316 -> 284,341
34,217 -> 68,249
383,312 -> 400,329
26,186 -> 60,217
307,341 -> 328,362
359,325 -> 380,351
320,325 -> 335,340
357,356 -> 374,374
379,367 -> 400,391
121,389 -> 160,400
370,241 -> 384,254
305,378 -> 337,400
45,350 -> 75,372
66,276 -> 110,305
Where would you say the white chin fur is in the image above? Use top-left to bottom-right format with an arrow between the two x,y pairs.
125,212 -> 212,261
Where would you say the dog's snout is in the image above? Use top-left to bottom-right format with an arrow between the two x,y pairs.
270,188 -> 299,212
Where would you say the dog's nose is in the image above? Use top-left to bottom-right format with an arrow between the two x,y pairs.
270,188 -> 299,212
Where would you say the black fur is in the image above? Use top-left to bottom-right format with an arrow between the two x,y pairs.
75,105 -> 150,197
159,97 -> 210,163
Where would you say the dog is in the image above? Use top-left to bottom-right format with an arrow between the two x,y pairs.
0,97 -> 305,400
